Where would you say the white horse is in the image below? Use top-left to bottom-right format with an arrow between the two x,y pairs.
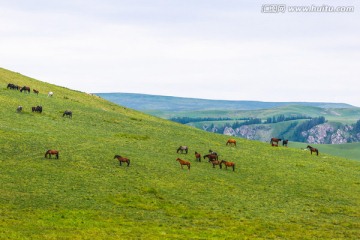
48,91 -> 53,97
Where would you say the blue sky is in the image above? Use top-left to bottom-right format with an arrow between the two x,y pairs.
1,0 -> 359,106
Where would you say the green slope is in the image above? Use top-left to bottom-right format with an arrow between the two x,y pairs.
1,68 -> 360,239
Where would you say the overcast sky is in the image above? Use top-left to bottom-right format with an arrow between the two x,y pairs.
1,0 -> 359,106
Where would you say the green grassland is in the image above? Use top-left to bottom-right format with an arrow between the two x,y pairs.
1,68 -> 360,239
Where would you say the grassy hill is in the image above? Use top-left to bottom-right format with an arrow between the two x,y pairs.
1,68 -> 360,239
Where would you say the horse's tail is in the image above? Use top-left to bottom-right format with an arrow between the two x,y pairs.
127,159 -> 130,166
233,164 -> 235,171
45,150 -> 49,158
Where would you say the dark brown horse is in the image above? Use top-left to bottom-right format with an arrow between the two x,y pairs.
177,146 -> 188,154
63,110 -> 72,118
33,89 -> 39,95
226,139 -> 236,146
20,86 -> 30,93
32,106 -> 42,113
203,154 -> 218,162
220,160 -> 235,171
270,138 -> 282,146
114,155 -> 130,166
195,151 -> 201,162
45,150 -> 59,159
307,145 -> 319,156
176,158 -> 190,170
209,160 -> 222,169
282,139 -> 289,147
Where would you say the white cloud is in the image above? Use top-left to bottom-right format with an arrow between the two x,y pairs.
0,0 -> 359,106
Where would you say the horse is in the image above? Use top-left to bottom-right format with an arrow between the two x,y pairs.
20,86 -> 30,93
114,155 -> 130,166
220,160 -> 235,171
209,160 -> 222,169
282,139 -> 289,147
203,154 -> 218,162
270,138 -> 282,146
7,83 -> 19,90
33,89 -> 39,95
63,110 -> 72,118
176,158 -> 190,170
177,146 -> 188,154
16,106 -> 23,112
226,139 -> 236,146
32,106 -> 42,113
195,151 -> 201,162
48,91 -> 53,97
45,150 -> 59,159
307,145 -> 319,156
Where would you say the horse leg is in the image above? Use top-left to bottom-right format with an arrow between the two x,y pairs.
119,161 -> 122,166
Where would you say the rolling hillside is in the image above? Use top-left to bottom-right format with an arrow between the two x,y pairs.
1,68 -> 360,239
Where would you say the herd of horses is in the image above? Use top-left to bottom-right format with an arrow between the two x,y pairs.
9,82 -> 72,118
176,138 -> 319,172
176,141 -> 237,171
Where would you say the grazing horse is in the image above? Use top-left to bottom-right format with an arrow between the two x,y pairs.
270,138 -> 282,146
177,146 -> 188,154
176,158 -> 190,170
32,106 -> 42,113
203,154 -> 218,162
45,150 -> 59,159
307,145 -> 319,156
16,106 -> 23,112
220,160 -> 235,171
209,160 -> 222,169
33,89 -> 39,95
63,110 -> 72,118
195,151 -> 201,162
20,86 -> 30,93
114,155 -> 130,166
282,139 -> 289,147
48,91 -> 53,97
226,139 -> 236,146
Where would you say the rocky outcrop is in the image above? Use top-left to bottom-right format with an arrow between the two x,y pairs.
202,121 -> 360,144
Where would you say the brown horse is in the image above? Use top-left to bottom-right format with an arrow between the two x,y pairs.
195,151 -> 201,162
114,155 -> 130,166
307,145 -> 319,156
176,158 -> 190,170
45,150 -> 59,159
33,89 -> 39,95
282,139 -> 289,147
20,86 -> 30,93
220,160 -> 235,171
209,160 -> 222,169
270,138 -> 282,146
226,139 -> 236,146
203,154 -> 218,162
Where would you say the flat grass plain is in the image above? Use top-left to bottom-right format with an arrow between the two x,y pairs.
1,68 -> 360,239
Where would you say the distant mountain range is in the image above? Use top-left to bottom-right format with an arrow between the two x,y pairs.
95,93 -> 360,148
95,92 -> 355,112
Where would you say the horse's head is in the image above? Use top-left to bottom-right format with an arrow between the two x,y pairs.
114,155 -> 121,159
